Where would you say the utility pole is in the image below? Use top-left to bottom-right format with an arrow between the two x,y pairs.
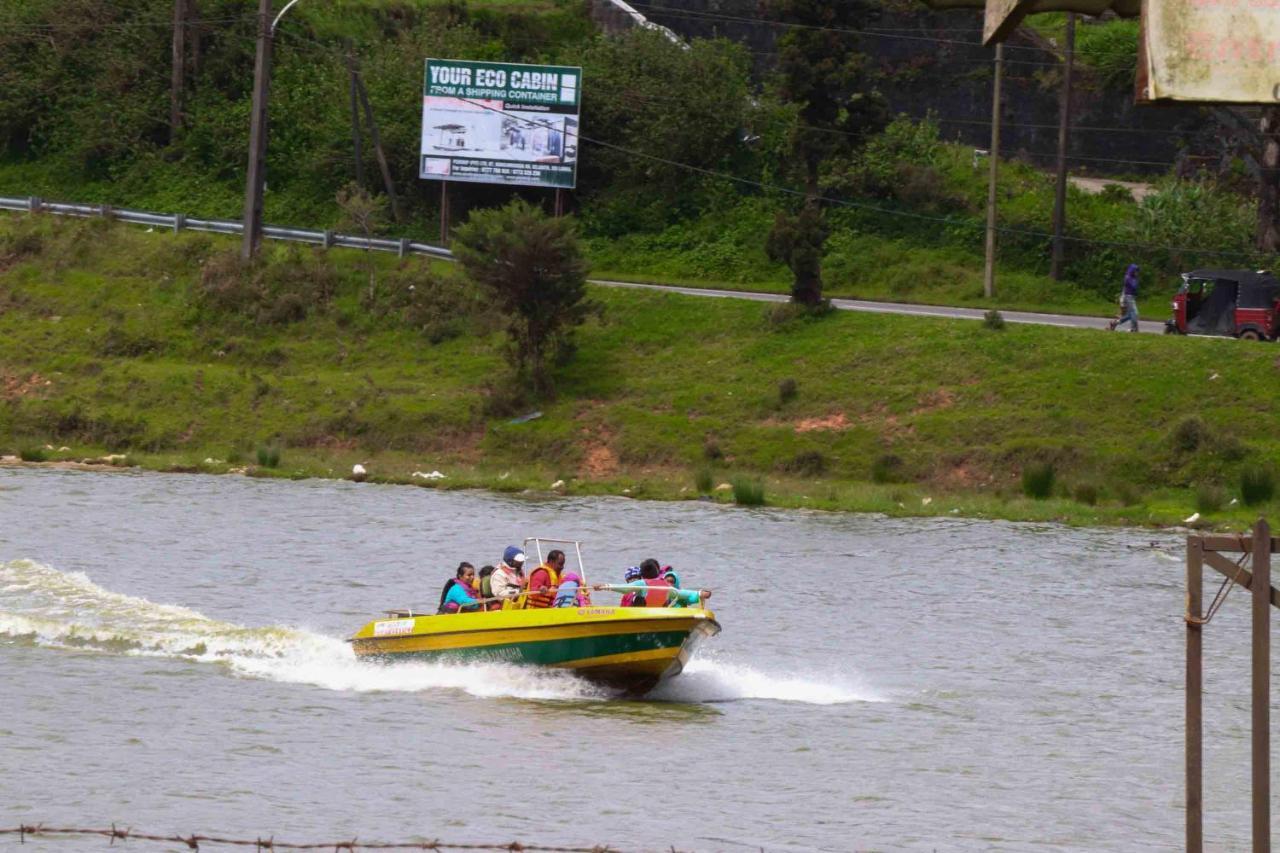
983,42 -> 1003,299
347,49 -> 364,189
1050,13 -> 1075,280
241,0 -> 273,261
170,0 -> 187,139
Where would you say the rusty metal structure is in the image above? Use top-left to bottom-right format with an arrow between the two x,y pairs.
919,0 -> 1138,44
1185,520 -> 1276,853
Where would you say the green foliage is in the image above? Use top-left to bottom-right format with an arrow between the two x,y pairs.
18,446 -> 48,462
983,310 -> 1005,330
1171,416 -> 1208,453
453,200 -> 592,395
767,202 -> 829,304
731,476 -> 765,506
1195,483 -> 1226,514
694,467 -> 714,494
1022,462 -> 1056,499
195,247 -> 339,324
782,449 -> 827,476
575,28 -> 754,231
1241,468 -> 1276,506
1076,19 -> 1140,90
256,444 -> 282,469
871,453 -> 905,484
1113,482 -> 1144,508
1072,481 -> 1099,506
778,378 -> 798,404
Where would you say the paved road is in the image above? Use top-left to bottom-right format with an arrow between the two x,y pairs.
593,278 -> 1168,334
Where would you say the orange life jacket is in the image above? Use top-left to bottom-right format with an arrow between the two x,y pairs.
526,564 -> 561,609
641,577 -> 672,607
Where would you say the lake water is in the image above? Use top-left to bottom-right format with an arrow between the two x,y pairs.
0,467 -> 1273,850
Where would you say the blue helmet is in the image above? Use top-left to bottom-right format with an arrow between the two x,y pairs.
503,545 -> 526,566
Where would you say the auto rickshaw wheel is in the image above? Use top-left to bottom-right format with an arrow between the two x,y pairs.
1239,329 -> 1264,341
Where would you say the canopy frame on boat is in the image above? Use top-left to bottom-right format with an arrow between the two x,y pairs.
523,537 -> 588,587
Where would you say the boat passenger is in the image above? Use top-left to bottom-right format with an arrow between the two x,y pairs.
478,565 -> 502,610
490,546 -> 527,606
526,549 -> 566,609
661,565 -> 706,608
438,562 -> 481,614
619,565 -> 643,607
553,571 -> 588,607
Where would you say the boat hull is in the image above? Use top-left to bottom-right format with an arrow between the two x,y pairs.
351,606 -> 719,696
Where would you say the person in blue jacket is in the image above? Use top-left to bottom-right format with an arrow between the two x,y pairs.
1110,264 -> 1140,332
438,562 -> 480,613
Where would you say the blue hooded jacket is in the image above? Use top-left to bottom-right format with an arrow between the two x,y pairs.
1123,264 -> 1139,297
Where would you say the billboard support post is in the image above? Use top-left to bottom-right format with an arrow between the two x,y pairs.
554,188 -> 564,217
1050,13 -> 1075,281
440,181 -> 450,245
983,42 -> 1003,299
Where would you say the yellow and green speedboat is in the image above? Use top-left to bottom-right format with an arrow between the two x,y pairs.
350,605 -> 719,695
350,539 -> 720,695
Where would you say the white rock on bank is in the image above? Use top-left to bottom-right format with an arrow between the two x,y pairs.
412,470 -> 446,480
351,464 -> 368,482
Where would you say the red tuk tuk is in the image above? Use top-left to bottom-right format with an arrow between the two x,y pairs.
1165,269 -> 1280,340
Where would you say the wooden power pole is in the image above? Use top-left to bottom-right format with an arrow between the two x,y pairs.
170,0 -> 187,140
241,0 -> 273,261
1050,13 -> 1075,280
983,43 -> 1003,299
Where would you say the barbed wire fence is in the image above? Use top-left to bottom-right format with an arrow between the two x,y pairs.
0,825 -> 665,853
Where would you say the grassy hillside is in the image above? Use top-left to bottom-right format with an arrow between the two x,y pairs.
3,213 -> 1278,529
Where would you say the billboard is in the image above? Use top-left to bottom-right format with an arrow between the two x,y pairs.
918,1 -> 1140,45
1142,0 -> 1280,103
419,59 -> 582,189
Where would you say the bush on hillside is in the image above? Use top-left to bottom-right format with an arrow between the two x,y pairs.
195,248 -> 338,324
1022,462 -> 1056,499
453,200 -> 593,395
1242,468 -> 1276,506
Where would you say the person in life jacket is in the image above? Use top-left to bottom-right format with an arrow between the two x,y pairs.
526,549 -> 566,609
618,565 -> 643,606
438,562 -> 480,614
620,559 -> 671,607
477,565 -> 502,610
490,546 -> 526,607
661,565 -> 709,608
553,571 -> 589,607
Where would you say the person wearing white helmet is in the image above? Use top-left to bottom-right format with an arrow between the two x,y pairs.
490,545 -> 527,606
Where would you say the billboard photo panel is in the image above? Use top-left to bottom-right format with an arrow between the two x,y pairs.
420,59 -> 581,189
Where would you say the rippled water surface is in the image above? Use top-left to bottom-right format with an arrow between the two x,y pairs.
0,467 -> 1272,850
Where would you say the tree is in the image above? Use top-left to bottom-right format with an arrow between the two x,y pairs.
760,0 -> 887,304
453,200 -> 592,396
336,182 -> 386,306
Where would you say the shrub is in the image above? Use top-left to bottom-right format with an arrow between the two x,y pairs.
694,467 -> 714,494
703,439 -> 724,461
871,453 -> 905,484
983,309 -> 1005,330
1114,482 -> 1144,507
256,444 -> 282,469
1022,462 -> 1055,499
731,477 -> 766,506
783,450 -> 827,476
1195,483 -> 1226,514
1171,416 -> 1208,453
1241,468 -> 1276,506
453,199 -> 592,395
19,446 -> 48,462
778,377 -> 798,405
1073,482 -> 1099,506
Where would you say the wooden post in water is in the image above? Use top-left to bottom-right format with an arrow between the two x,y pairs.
1187,536 -> 1203,853
1253,518 -> 1271,853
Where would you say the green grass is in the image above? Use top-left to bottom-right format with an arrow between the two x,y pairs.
5,215 -> 1280,529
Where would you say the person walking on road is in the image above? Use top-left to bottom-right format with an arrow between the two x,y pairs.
1109,264 -> 1140,332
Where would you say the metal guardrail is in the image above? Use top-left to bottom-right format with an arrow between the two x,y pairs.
0,195 -> 454,260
